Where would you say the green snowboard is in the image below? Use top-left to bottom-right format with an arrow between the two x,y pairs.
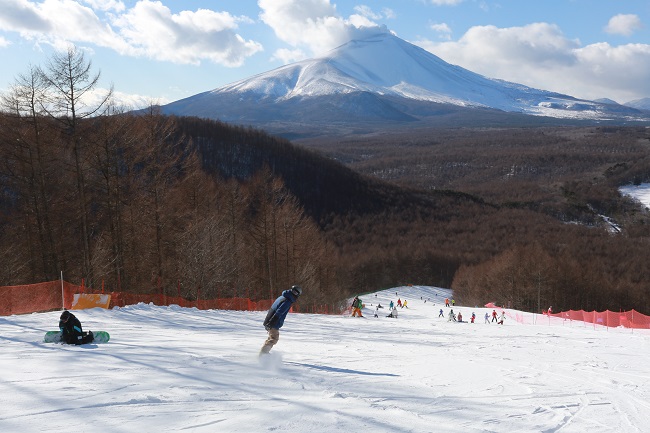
44,330 -> 110,344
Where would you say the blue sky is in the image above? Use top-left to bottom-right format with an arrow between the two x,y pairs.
1,0 -> 649,108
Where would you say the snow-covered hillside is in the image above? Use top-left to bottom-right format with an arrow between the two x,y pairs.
162,30 -> 648,124
2,286 -> 649,432
620,182 -> 650,208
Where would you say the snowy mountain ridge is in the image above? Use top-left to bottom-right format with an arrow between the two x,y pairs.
161,30 -> 648,128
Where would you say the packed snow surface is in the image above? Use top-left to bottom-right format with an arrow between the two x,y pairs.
2,286 -> 649,432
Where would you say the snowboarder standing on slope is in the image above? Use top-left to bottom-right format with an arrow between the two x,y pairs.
59,310 -> 94,345
260,285 -> 302,355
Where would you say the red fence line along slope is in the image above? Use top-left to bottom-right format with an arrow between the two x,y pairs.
547,309 -> 650,329
0,280 -> 339,316
486,302 -> 650,329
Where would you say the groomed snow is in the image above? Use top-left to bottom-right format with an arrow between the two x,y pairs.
1,286 -> 649,432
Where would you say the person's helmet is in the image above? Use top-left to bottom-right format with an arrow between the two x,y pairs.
291,285 -> 303,297
60,310 -> 71,321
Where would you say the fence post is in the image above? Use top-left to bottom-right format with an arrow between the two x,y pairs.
60,271 -> 65,310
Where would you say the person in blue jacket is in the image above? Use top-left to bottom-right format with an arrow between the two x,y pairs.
260,285 -> 302,355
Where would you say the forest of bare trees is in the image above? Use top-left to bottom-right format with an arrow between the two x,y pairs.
2,48 -> 650,314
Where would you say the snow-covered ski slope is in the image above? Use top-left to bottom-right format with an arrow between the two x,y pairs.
1,286 -> 649,432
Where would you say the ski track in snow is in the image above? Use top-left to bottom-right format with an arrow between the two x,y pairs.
1,286 -> 649,432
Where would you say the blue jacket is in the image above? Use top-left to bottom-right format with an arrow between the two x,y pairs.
263,289 -> 298,330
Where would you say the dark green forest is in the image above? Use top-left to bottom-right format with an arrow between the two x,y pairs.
2,48 -> 650,314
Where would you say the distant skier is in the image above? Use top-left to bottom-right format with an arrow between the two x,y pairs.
260,285 -> 302,355
448,309 -> 457,322
491,310 -> 498,323
439,308 -> 444,318
351,296 -> 364,317
471,312 -> 476,323
389,300 -> 394,310
485,312 -> 490,324
59,310 -> 94,345
403,300 -> 408,309
445,298 -> 450,307
397,298 -> 402,308
498,311 -> 506,325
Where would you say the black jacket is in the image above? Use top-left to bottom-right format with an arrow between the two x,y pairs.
59,313 -> 94,345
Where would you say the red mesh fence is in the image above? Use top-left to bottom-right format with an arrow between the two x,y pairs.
485,302 -> 650,329
1,280 -> 345,316
548,309 -> 650,329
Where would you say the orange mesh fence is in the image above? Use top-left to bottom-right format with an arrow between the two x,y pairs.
548,309 -> 650,329
486,301 -> 650,329
1,280 -> 346,316
0,281 -> 64,315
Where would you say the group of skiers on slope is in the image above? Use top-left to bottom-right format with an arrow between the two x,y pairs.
59,285 -> 509,355
440,308 -> 506,324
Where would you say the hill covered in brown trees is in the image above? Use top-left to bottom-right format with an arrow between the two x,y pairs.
2,47 -> 650,314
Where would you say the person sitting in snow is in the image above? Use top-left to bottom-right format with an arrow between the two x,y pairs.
387,307 -> 398,318
59,310 -> 94,345
457,311 -> 463,322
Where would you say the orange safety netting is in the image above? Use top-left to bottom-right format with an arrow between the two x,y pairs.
485,302 -> 650,329
1,280 -> 344,316
0,281 -> 79,315
548,309 -> 650,329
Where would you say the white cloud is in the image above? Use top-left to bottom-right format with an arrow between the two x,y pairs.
114,1 -> 262,66
82,0 -> 125,13
382,8 -> 396,20
605,14 -> 643,37
258,0 -> 389,58
430,22 -> 452,40
0,0 -> 125,50
428,0 -> 465,5
354,5 -> 381,20
0,0 -> 262,67
416,23 -> 650,102
271,47 -> 306,64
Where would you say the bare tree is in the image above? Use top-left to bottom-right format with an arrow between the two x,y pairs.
37,45 -> 113,285
0,66 -> 61,280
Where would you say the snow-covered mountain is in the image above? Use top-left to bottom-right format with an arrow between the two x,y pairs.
625,97 -> 650,111
161,30 -> 647,130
